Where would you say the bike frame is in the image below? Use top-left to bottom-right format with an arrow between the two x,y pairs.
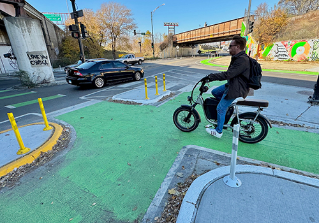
192,94 -> 263,130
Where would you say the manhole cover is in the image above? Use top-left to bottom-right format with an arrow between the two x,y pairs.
297,90 -> 313,95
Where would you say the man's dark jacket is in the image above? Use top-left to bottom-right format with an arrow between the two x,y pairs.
208,51 -> 250,100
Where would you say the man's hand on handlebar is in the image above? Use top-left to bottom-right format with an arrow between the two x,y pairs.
200,75 -> 210,83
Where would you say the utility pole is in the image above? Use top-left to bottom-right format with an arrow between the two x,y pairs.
70,0 -> 85,62
244,0 -> 252,36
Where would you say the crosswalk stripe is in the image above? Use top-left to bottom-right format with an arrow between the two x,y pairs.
0,91 -> 36,100
5,94 -> 65,109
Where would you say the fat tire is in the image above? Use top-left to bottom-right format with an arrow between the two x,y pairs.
231,113 -> 268,143
173,107 -> 199,132
138,60 -> 142,65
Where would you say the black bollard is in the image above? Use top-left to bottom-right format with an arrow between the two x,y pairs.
308,74 -> 319,103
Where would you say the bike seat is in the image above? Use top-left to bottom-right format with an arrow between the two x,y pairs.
236,99 -> 269,107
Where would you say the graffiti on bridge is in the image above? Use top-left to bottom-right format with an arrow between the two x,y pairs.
27,51 -> 50,66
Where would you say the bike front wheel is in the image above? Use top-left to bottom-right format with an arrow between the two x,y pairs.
173,107 -> 199,132
232,113 -> 269,143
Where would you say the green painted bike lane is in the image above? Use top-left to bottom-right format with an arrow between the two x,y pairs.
0,91 -> 318,222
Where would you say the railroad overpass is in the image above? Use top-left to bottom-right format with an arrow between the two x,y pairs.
173,17 -> 245,46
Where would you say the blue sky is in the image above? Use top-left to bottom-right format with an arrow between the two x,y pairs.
27,0 -> 279,35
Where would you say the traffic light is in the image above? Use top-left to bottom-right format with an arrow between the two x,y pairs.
69,24 -> 80,39
69,24 -> 78,32
71,32 -> 80,39
134,30 -> 136,35
248,21 -> 254,33
151,43 -> 154,48
80,23 -> 87,38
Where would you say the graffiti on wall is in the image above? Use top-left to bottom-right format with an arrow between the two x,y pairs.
246,38 -> 319,61
26,51 -> 50,66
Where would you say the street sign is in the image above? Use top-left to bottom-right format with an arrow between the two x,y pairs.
43,14 -> 61,21
70,10 -> 84,19
164,22 -> 179,26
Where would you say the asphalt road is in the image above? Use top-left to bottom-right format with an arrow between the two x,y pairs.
0,57 -> 317,132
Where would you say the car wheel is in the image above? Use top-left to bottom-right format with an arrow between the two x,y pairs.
138,60 -> 142,65
94,77 -> 105,88
134,72 -> 141,81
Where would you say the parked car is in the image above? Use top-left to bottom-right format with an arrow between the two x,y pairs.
64,63 -> 79,73
64,58 -> 106,73
116,54 -> 144,65
66,59 -> 144,88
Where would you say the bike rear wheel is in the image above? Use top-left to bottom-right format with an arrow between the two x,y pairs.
173,107 -> 199,132
232,113 -> 268,143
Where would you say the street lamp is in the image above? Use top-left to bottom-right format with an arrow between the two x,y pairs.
151,3 -> 165,58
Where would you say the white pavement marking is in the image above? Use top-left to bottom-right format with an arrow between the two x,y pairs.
0,113 -> 42,124
79,86 -> 116,100
4,105 -> 16,109
47,100 -> 102,118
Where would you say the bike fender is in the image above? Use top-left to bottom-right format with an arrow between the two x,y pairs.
234,112 -> 272,128
258,113 -> 272,128
180,105 -> 201,123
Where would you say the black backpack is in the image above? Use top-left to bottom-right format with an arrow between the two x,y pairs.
247,56 -> 262,90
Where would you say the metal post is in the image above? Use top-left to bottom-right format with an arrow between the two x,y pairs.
244,0 -> 252,36
144,78 -> 149,99
70,0 -> 85,62
151,11 -> 154,58
151,4 -> 165,58
7,113 -> 30,155
223,124 -> 242,187
38,98 -> 53,131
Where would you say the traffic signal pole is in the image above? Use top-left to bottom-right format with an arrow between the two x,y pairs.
244,0 -> 252,36
70,0 -> 85,62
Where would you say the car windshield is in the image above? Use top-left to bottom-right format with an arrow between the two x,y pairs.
77,61 -> 97,69
121,55 -> 128,58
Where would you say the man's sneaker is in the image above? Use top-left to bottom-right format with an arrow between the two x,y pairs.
206,128 -> 223,138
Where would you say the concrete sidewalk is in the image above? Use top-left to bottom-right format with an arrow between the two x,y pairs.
178,164 -> 319,223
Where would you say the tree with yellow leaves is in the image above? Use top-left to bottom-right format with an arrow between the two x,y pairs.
253,4 -> 288,46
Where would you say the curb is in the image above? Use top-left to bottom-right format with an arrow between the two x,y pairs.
143,145 -> 319,223
0,122 -> 63,178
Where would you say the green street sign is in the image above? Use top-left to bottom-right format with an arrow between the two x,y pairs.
43,14 -> 61,21
141,33 -> 145,35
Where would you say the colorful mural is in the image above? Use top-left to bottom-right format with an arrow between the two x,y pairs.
246,37 -> 319,61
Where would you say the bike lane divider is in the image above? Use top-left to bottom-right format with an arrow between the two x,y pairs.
5,94 -> 65,109
0,89 -> 11,93
0,91 -> 36,100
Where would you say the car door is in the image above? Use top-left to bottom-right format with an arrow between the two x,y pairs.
112,61 -> 131,79
99,61 -> 118,80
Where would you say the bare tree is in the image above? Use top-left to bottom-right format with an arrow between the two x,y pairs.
97,2 -> 136,59
279,0 -> 319,15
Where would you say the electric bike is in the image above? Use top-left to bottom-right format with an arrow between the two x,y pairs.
173,80 -> 272,143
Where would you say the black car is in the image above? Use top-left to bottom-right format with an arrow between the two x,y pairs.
66,59 -> 144,88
